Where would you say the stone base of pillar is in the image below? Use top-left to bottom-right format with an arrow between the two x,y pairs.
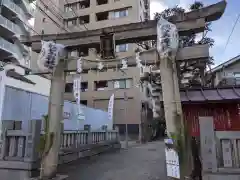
30,174 -> 68,180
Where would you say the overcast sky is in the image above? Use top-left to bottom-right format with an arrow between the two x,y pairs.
150,0 -> 240,66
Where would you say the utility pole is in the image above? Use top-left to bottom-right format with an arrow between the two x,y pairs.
41,59 -> 67,179
124,92 -> 128,149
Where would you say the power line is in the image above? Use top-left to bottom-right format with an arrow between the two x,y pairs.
223,13 -> 240,52
31,2 -> 64,29
48,0 -> 66,19
32,0 -> 86,34
31,2 -> 69,33
38,0 -> 65,21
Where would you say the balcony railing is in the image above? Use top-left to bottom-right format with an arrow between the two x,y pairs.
0,15 -> 22,36
0,37 -> 18,58
22,0 -> 35,17
2,0 -> 29,22
0,38 -> 29,66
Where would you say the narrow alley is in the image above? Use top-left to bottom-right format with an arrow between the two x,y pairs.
58,141 -> 167,180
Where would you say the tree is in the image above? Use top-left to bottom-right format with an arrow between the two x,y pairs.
154,1 -> 215,88
154,1 -> 214,51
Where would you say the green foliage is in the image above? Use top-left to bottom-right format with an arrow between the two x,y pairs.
190,1 -> 204,10
154,1 -> 215,65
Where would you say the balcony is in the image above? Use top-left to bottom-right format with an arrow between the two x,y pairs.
22,0 -> 35,17
0,37 -> 20,63
2,0 -> 29,23
0,15 -> 24,38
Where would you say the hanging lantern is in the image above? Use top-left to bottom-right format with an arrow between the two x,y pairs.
157,17 -> 179,58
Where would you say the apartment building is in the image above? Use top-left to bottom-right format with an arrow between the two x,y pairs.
0,0 -> 51,94
33,0 -> 150,139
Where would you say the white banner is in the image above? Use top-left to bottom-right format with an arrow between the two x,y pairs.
73,76 -> 81,104
157,17 -> 179,58
37,41 -> 66,72
107,94 -> 115,123
73,75 -> 85,121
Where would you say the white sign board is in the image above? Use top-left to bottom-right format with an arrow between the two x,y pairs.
221,139 -> 233,167
165,147 -> 180,179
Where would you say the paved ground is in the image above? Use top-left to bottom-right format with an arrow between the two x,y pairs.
58,141 -> 167,180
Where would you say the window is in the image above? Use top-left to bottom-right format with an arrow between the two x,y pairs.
81,82 -> 88,92
79,15 -> 90,24
65,18 -> 77,27
80,100 -> 88,106
65,82 -> 88,92
113,9 -> 128,18
65,83 -> 73,93
64,5 -> 73,12
234,73 -> 240,78
41,29 -> 44,35
116,44 -> 128,52
97,0 -> 108,5
96,11 -> 109,21
234,73 -> 240,85
113,79 -> 132,89
79,0 -> 90,9
42,17 -> 46,22
94,81 -> 108,91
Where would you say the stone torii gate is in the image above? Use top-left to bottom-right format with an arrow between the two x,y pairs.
20,1 -> 226,179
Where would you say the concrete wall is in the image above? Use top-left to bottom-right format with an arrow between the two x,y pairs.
0,69 -> 50,124
1,86 -> 113,131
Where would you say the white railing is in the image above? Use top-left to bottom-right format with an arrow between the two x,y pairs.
2,0 -> 31,32
0,37 -> 18,56
0,37 -> 30,66
60,130 -> 119,151
0,15 -> 22,36
2,0 -> 27,20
